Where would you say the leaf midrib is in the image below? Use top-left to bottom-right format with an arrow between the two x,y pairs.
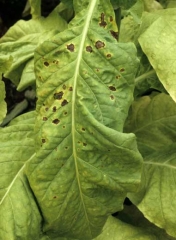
71,0 -> 97,235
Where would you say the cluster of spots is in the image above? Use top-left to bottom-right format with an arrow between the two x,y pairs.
99,13 -> 107,28
109,86 -> 116,91
110,30 -> 118,40
86,46 -> 93,53
52,119 -> 60,125
67,43 -> 75,52
95,41 -> 105,49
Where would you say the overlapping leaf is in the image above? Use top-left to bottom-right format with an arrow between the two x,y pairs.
26,0 -> 142,239
0,112 -> 43,239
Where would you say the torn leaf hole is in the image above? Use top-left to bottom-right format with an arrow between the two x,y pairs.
99,13 -> 107,28
61,99 -> 68,106
95,41 -> 105,49
54,91 -> 64,100
86,46 -> 93,53
52,119 -> 60,124
67,43 -> 74,52
109,86 -> 116,91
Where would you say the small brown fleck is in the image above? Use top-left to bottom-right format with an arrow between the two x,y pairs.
83,142 -> 87,146
107,53 -> 111,58
63,84 -> 66,90
64,112 -> 68,115
52,119 -> 60,124
110,30 -> 118,40
53,60 -> 59,64
44,61 -> 49,67
99,13 -> 107,28
120,68 -> 125,72
96,69 -> 100,72
52,106 -> 57,112
61,99 -> 68,106
69,87 -> 73,91
109,86 -> 116,91
54,91 -> 64,100
110,16 -> 113,22
53,196 -> 57,199
45,107 -> 49,111
95,41 -> 105,49
116,75 -> 121,79
82,127 -> 86,131
110,95 -> 115,100
63,126 -> 66,129
67,43 -> 74,52
42,138 -> 46,143
86,46 -> 93,53
43,117 -> 48,121
65,147 -> 68,150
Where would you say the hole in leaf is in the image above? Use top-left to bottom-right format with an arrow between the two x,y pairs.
61,99 -> 68,106
86,46 -> 93,53
109,86 -> 116,91
52,119 -> 60,124
54,91 -> 64,100
67,44 -> 74,52
95,41 -> 105,49
99,13 -> 107,28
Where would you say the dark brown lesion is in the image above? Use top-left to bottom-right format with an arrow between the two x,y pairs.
109,86 -> 116,91
67,43 -> 75,52
95,41 -> 105,49
110,30 -> 118,40
61,99 -> 68,106
99,13 -> 107,28
44,61 -> 49,67
54,91 -> 64,100
86,46 -> 93,53
52,119 -> 60,124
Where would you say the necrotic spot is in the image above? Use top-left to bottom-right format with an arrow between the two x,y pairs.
44,61 -> 49,67
110,16 -> 113,22
110,30 -> 118,40
107,53 -> 111,58
95,41 -> 105,49
43,117 -> 48,121
120,68 -> 125,72
82,127 -> 86,131
42,139 -> 46,143
99,13 -> 107,28
52,106 -> 57,112
69,87 -> 73,91
61,99 -> 68,106
86,46 -> 93,53
54,91 -> 64,100
67,44 -> 75,52
110,95 -> 115,100
52,119 -> 60,124
109,86 -> 116,91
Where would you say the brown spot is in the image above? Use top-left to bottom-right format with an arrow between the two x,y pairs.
67,44 -> 74,52
116,75 -> 121,79
107,54 -> 111,58
69,87 -> 73,91
42,138 -> 46,143
63,84 -> 66,90
53,60 -> 59,64
53,196 -> 57,199
110,95 -> 115,100
52,119 -> 60,124
65,147 -> 68,150
61,99 -> 68,106
120,68 -> 125,72
54,91 -> 64,100
83,143 -> 87,146
95,41 -> 105,49
64,112 -> 68,115
96,69 -> 99,72
43,117 -> 48,121
45,107 -> 49,111
110,16 -> 113,22
109,86 -> 116,91
63,126 -> 66,129
82,127 -> 86,131
44,61 -> 49,67
52,106 -> 57,112
110,30 -> 118,40
86,46 -> 93,53
99,13 -> 107,28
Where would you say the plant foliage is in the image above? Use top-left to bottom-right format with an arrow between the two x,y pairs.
0,0 -> 176,239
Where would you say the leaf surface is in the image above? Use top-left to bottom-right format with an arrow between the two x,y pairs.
139,11 -> 176,102
0,114 -> 42,239
27,0 -> 142,239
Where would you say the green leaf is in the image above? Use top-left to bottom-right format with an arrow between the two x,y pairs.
128,144 -> 176,238
0,9 -> 67,87
27,0 -> 142,239
138,11 -> 176,102
143,0 -> 163,12
0,113 -> 43,239
110,0 -> 137,9
29,0 -> 41,18
124,93 -> 176,157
